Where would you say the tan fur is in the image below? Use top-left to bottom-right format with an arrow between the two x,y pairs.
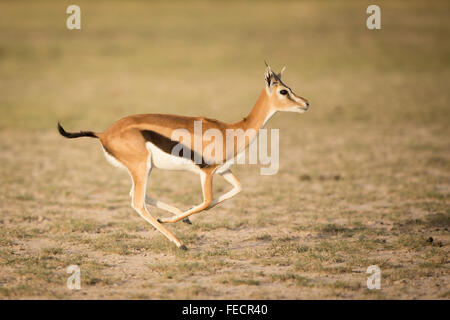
98,85 -> 308,166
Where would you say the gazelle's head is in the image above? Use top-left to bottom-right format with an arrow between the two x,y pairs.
264,62 -> 309,113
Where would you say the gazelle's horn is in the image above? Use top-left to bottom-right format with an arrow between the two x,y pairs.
264,60 -> 270,69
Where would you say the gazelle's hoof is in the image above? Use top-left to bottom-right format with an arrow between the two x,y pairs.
179,244 -> 188,251
182,218 -> 192,225
158,217 -> 172,224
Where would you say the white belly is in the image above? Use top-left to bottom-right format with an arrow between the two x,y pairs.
145,141 -> 202,174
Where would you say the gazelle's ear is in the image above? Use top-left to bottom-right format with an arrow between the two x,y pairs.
264,66 -> 274,88
278,66 -> 286,78
264,61 -> 276,89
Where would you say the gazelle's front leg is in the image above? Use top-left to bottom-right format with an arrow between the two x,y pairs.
145,196 -> 192,224
207,169 -> 241,210
158,170 -> 213,224
145,196 -> 182,215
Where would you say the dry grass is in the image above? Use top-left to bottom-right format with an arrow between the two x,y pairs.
0,0 -> 449,299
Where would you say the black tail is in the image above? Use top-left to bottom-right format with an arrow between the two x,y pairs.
57,122 -> 98,139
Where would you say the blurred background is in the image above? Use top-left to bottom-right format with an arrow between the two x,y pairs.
1,0 -> 448,130
0,0 -> 448,299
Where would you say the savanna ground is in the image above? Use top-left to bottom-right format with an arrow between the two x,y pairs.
0,0 -> 449,299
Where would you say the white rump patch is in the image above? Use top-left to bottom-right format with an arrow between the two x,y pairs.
102,147 -> 127,171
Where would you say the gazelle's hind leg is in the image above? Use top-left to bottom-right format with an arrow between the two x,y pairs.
126,157 -> 186,249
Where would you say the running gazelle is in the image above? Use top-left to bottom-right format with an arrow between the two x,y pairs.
58,63 -> 309,249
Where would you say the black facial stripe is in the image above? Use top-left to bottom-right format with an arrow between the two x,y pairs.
287,94 -> 296,102
140,130 -> 209,168
272,72 -> 292,91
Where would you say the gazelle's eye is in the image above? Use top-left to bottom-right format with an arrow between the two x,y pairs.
280,89 -> 288,95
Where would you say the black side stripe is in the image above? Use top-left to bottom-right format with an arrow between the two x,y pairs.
140,130 -> 209,168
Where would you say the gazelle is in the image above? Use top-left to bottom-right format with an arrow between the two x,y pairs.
58,63 -> 309,250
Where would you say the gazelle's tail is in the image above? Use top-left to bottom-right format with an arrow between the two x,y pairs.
57,122 -> 98,139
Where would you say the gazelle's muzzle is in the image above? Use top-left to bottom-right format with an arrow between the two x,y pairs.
296,97 -> 310,111
292,93 -> 309,111
303,100 -> 310,110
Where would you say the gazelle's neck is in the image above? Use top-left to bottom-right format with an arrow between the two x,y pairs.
222,89 -> 275,161
231,88 -> 275,132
